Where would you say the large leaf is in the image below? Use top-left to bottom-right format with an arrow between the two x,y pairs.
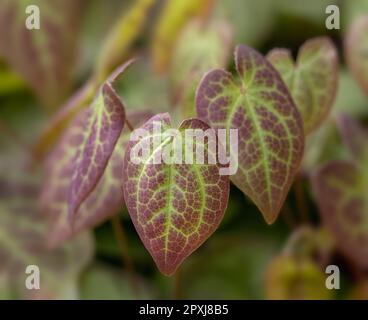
0,174 -> 93,299
0,0 -> 83,108
151,0 -> 215,73
345,16 -> 368,95
67,60 -> 138,221
196,45 -> 304,224
41,110 -> 153,247
95,0 -> 156,81
267,37 -> 338,134
170,19 -> 233,118
122,113 -> 229,275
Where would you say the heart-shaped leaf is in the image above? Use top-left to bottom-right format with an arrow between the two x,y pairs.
122,113 -> 229,275
67,60 -> 138,221
41,110 -> 153,247
196,44 -> 304,224
312,160 -> 368,269
267,37 -> 339,134
0,0 -> 83,108
345,16 -> 368,95
170,19 -> 233,117
151,0 -> 215,73
0,174 -> 93,299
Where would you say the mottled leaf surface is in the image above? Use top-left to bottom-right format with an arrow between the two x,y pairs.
0,175 -> 93,299
151,0 -> 215,72
196,45 -> 304,224
0,0 -> 83,108
123,113 -> 229,275
312,161 -> 368,268
170,19 -> 233,117
345,16 -> 368,95
267,37 -> 338,134
67,60 -> 139,221
41,110 -> 152,247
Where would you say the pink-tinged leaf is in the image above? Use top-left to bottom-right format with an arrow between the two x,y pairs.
337,114 -> 368,165
267,37 -> 339,134
122,113 -> 230,275
196,45 -> 304,224
67,60 -> 138,221
0,0 -> 83,108
312,161 -> 368,269
41,110 -> 153,247
345,16 -> 368,95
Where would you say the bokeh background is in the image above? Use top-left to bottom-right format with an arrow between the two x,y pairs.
0,0 -> 368,299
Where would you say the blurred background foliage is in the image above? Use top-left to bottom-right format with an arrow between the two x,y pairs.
0,0 -> 368,299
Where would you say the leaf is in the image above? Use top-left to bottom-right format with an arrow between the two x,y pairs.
345,16 -> 368,95
265,255 -> 331,300
267,37 -> 339,134
170,19 -> 233,118
151,0 -> 215,73
67,60 -> 138,221
336,114 -> 368,164
0,174 -> 93,299
33,79 -> 96,162
122,113 -> 230,275
41,110 -> 153,247
196,44 -> 304,224
95,0 -> 156,81
312,161 -> 368,269
0,0 -> 83,108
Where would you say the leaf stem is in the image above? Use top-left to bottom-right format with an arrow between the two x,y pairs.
111,214 -> 140,298
281,201 -> 296,229
294,173 -> 308,223
125,118 -> 134,132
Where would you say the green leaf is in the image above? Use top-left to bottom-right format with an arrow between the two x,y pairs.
267,37 -> 339,134
196,45 -> 304,224
345,16 -> 368,95
0,0 -> 83,108
170,18 -> 233,118
95,0 -> 156,81
151,0 -> 215,73
122,113 -> 230,275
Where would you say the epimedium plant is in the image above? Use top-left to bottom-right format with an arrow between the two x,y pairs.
3,0 -> 368,298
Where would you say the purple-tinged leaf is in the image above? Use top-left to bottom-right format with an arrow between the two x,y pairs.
336,114 -> 368,164
345,16 -> 368,95
312,161 -> 368,269
122,113 -> 230,275
0,0 -> 83,108
196,45 -> 304,224
41,110 -> 153,247
267,37 -> 338,134
67,60 -> 137,221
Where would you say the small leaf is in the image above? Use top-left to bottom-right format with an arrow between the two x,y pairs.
196,45 -> 304,224
67,60 -> 137,221
345,16 -> 368,95
170,19 -> 233,117
41,110 -> 153,247
312,161 -> 368,269
122,113 -> 229,275
151,0 -> 215,73
267,37 -> 339,134
0,0 -> 83,108
95,0 -> 156,81
336,114 -> 368,164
